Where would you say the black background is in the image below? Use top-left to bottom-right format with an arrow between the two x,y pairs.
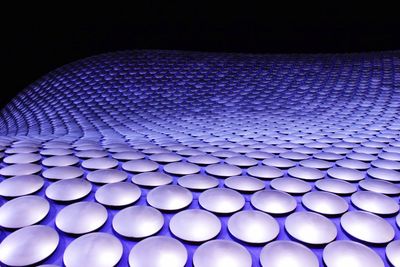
3,3 -> 400,108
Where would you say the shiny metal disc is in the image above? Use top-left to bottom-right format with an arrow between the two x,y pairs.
149,152 -> 182,163
367,167 -> 400,182
270,177 -> 312,194
163,162 -> 201,175
205,163 -> 242,177
397,213 -> 400,228
225,155 -> 258,167
315,178 -> 357,195
224,175 -> 265,192
55,201 -> 108,234
193,240 -> 252,267
3,153 -> 41,164
170,209 -> 221,242
132,171 -> 173,187
285,211 -> 337,245
0,225 -> 59,266
341,211 -> 394,244
386,240 -> 400,267
228,210 -> 279,243
336,159 -> 369,170
302,191 -> 348,215
122,159 -> 159,173
147,185 -> 193,211
63,232 -> 123,267
299,158 -> 334,169
112,205 -> 164,238
260,240 -> 319,267
359,179 -> 400,195
81,157 -> 118,170
0,195 -> 49,228
0,163 -> 42,176
75,149 -> 108,159
0,175 -> 44,197
95,182 -> 141,206
112,151 -> 145,161
351,191 -> 399,215
247,165 -> 283,179
199,188 -> 245,214
262,157 -> 296,169
42,166 -> 83,180
323,240 -> 384,267
251,189 -> 297,214
177,174 -> 219,190
42,155 -> 79,167
287,166 -> 324,181
371,159 -> 400,170
187,154 -> 220,165
86,169 -> 127,184
129,236 -> 187,267
46,178 -> 92,201
327,167 -> 364,181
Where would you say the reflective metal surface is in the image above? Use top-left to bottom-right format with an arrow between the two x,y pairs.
0,225 -> 59,266
205,163 -> 242,177
341,211 -> 395,244
147,185 -> 193,211
199,188 -> 245,214
112,205 -> 164,238
315,178 -> 357,195
132,171 -> 173,187
42,166 -> 83,180
86,169 -> 128,184
351,191 -> 399,215
129,236 -> 187,267
0,174 -> 44,197
323,240 -> 384,267
270,177 -> 312,194
193,240 -> 252,267
0,163 -> 41,176
170,209 -> 221,242
95,182 -> 141,206
302,191 -> 348,215
260,241 -> 319,267
46,178 -> 92,201
63,232 -> 123,267
224,175 -> 265,192
386,240 -> 400,267
177,174 -> 219,190
247,165 -> 283,179
251,189 -> 297,215
163,162 -> 201,175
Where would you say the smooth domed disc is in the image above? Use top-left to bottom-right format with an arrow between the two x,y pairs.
302,191 -> 348,215
315,178 -> 357,195
287,166 -> 324,181
371,159 -> 400,170
285,211 -> 337,245
341,211 -> 394,244
147,185 -> 192,211
122,159 -> 159,173
251,189 -> 297,215
81,157 -> 118,170
386,240 -> 400,267
336,159 -> 369,170
86,169 -> 127,184
177,174 -> 219,190
225,156 -> 258,167
112,151 -> 145,161
351,191 -> 399,215
397,213 -> 400,228
359,179 -> 400,195
205,163 -> 242,177
112,205 -> 164,238
0,163 -> 41,176
314,152 -> 343,161
224,175 -> 265,192
45,178 -> 92,201
95,182 -> 141,206
260,240 -> 319,267
55,201 -> 108,234
42,166 -> 83,180
41,148 -> 73,156
75,149 -> 108,159
367,167 -> 400,182
163,162 -> 201,176
323,240 -> 384,267
129,236 -> 187,267
3,153 -> 41,164
0,175 -> 44,197
262,158 -> 296,169
199,188 -> 245,214
327,167 -> 364,181
149,152 -> 182,163
299,159 -> 334,169
193,240 -> 251,267
64,232 -> 123,267
0,195 -> 49,228
187,154 -> 221,165
42,155 -> 79,167
169,209 -> 221,242
228,210 -> 279,244
245,151 -> 274,160
280,151 -> 309,161
132,172 -> 173,187
270,177 -> 312,194
247,165 -> 283,179
0,225 -> 59,266
347,152 -> 377,162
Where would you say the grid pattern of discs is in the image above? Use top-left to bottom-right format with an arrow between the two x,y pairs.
0,50 -> 399,267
